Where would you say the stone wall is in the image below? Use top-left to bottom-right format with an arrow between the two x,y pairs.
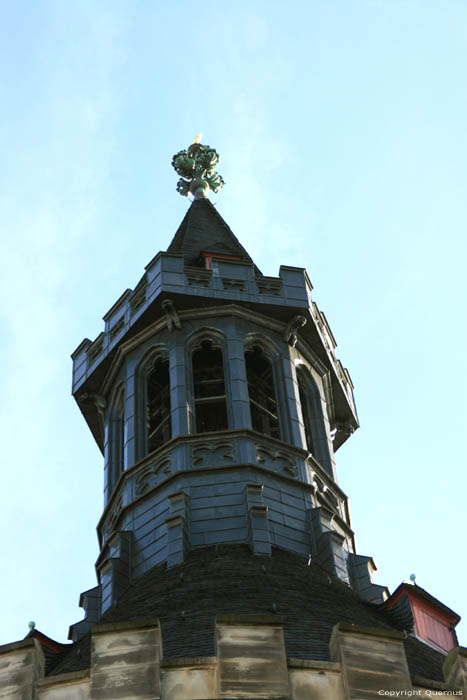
2,620 -> 465,699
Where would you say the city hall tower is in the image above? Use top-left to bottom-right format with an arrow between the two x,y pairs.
1,141 -> 464,699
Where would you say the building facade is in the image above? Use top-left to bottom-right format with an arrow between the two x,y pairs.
1,147 -> 465,699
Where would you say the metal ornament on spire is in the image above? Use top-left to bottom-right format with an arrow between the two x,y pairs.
171,136 -> 225,199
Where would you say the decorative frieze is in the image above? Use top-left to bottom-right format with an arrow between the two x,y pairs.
192,440 -> 234,466
256,443 -> 298,477
105,495 -> 123,537
135,455 -> 172,496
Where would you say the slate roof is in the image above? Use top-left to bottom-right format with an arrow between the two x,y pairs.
48,544 -> 446,682
387,582 -> 461,624
167,198 -> 261,272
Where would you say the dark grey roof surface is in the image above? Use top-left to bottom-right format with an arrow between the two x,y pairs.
49,545 -> 445,682
167,199 -> 260,271
388,582 -> 460,623
48,633 -> 91,677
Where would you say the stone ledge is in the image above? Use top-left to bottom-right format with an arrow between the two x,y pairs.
37,669 -> 90,687
287,657 -> 341,672
0,637 -> 35,655
92,618 -> 159,635
161,656 -> 217,668
331,621 -> 405,642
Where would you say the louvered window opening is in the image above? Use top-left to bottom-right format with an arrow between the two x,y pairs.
245,346 -> 280,440
110,391 -> 124,493
193,340 -> 228,433
414,607 -> 455,654
298,374 -> 315,455
147,357 -> 171,452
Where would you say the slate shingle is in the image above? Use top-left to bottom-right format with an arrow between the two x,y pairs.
48,544 -> 446,683
167,198 -> 260,271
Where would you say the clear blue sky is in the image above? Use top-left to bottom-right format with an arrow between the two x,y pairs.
1,1 -> 466,646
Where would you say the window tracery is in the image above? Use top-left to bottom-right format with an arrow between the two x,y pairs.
245,345 -> 280,440
192,339 -> 228,433
146,355 -> 171,453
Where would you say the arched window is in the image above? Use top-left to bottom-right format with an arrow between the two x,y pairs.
296,366 -> 331,471
146,356 -> 171,453
192,339 -> 228,433
297,371 -> 315,455
245,345 -> 280,440
109,387 -> 124,494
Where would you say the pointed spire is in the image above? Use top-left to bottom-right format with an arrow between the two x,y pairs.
166,198 -> 261,273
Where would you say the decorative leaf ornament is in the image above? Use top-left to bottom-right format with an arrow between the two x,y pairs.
172,139 -> 225,199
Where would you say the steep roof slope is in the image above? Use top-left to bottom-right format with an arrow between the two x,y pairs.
49,545 -> 446,682
167,198 -> 261,271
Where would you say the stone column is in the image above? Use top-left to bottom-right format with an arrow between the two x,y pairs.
225,321 -> 252,430
169,340 -> 189,437
124,357 -> 138,468
280,350 -> 304,449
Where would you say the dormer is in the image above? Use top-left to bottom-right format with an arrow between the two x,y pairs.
385,582 -> 461,655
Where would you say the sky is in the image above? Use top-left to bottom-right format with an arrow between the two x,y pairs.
0,0 -> 466,647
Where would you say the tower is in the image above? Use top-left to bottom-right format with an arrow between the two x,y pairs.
1,142 -> 465,699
